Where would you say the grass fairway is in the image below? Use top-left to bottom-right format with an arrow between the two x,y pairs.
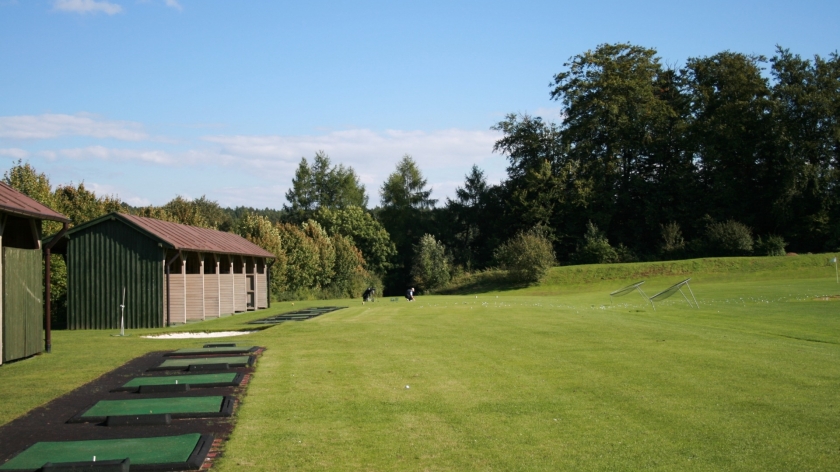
2,255 -> 839,470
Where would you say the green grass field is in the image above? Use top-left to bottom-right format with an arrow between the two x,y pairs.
2,255 -> 839,471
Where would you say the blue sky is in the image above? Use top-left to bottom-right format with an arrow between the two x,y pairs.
1,0 -> 838,208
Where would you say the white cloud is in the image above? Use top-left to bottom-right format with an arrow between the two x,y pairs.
21,127 -> 505,207
43,146 -> 175,164
53,0 -> 122,15
84,182 -> 151,206
0,114 -> 147,140
212,185 -> 289,209
0,148 -> 30,159
203,128 -> 502,170
164,0 -> 181,10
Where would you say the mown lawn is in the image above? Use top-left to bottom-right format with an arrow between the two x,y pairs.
2,255 -> 839,471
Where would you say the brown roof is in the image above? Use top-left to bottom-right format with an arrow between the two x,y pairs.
0,182 -> 69,222
118,213 -> 275,258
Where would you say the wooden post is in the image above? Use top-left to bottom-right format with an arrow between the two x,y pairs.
181,255 -> 187,324
216,255 -> 221,317
199,253 -> 206,321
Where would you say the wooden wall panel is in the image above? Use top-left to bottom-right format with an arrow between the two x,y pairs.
167,274 -> 186,324
235,274 -> 247,313
204,274 -> 220,318
185,274 -> 204,321
219,273 -> 234,315
257,272 -> 268,309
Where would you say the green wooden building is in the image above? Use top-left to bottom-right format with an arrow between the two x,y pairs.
0,182 -> 69,365
50,212 -> 275,329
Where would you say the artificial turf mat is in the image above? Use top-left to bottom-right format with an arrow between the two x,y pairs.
116,373 -> 242,391
71,396 -> 233,423
150,356 -> 253,371
0,433 -> 211,471
164,346 -> 258,357
0,352 -> 252,467
248,306 -> 346,324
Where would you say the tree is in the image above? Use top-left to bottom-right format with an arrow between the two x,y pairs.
275,222 -> 320,294
3,160 -> 54,206
770,47 -> 840,251
284,151 -> 368,221
494,227 -> 556,283
445,165 -> 489,270
411,234 -> 450,291
163,196 -> 211,228
379,155 -> 437,292
327,234 -> 367,298
380,155 -> 436,210
234,213 -> 288,296
571,222 -> 619,264
52,182 -> 122,227
684,51 -> 776,232
314,206 -> 396,275
549,43 -> 683,254
302,220 -> 336,288
703,219 -> 754,256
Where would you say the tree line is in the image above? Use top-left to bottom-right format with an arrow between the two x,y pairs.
5,42 -> 839,302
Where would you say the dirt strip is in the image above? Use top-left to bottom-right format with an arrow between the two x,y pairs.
0,350 -> 261,468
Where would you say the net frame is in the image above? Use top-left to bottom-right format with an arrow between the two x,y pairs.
609,281 -> 650,306
648,278 -> 698,310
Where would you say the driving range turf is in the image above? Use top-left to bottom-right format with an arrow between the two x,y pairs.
1,254 -> 838,471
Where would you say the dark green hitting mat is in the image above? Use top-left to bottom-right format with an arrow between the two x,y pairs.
152,355 -> 253,370
0,434 -> 204,470
78,396 -> 226,419
165,346 -> 258,356
121,372 -> 239,388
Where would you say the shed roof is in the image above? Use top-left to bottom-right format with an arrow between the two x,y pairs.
0,182 -> 69,222
61,212 -> 275,258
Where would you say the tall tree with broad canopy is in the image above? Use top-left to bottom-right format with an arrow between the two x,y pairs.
770,47 -> 840,251
284,151 -> 368,221
683,51 -> 777,234
379,155 -> 436,292
549,43 -> 682,254
314,206 -> 396,275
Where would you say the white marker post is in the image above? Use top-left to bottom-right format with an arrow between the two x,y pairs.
833,257 -> 838,284
120,286 -> 126,336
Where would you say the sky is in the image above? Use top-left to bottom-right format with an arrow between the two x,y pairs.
1,0 -> 838,209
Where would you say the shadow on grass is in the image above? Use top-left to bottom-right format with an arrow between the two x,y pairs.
436,270 -> 532,295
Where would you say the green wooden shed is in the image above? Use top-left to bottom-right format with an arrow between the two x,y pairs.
0,182 -> 69,365
50,212 -> 275,329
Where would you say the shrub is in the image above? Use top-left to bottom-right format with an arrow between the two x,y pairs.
411,234 -> 451,292
572,222 -> 618,264
756,235 -> 787,256
494,227 -> 556,283
704,219 -> 754,256
660,221 -> 686,256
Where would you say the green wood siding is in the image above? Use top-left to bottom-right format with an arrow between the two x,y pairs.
67,218 -> 165,329
2,247 -> 43,362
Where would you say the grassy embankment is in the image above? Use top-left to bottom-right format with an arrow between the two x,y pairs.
1,254 -> 838,471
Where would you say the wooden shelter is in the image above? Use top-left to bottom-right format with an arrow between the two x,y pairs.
51,212 -> 274,329
0,182 -> 69,365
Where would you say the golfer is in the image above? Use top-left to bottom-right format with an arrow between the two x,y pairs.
405,287 -> 415,301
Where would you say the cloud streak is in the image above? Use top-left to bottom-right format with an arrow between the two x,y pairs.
0,114 -> 147,140
53,0 -> 122,15
164,0 -> 182,11
0,148 -> 30,159
203,128 -> 501,170
15,126 -> 506,207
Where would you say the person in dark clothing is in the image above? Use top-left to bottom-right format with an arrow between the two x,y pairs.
405,287 -> 415,301
363,287 -> 375,303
